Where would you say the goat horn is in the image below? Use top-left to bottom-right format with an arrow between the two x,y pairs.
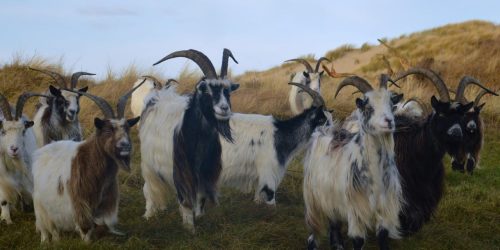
153,49 -> 217,79
322,64 -> 354,78
142,75 -> 163,89
116,78 -> 147,118
335,76 -> 373,98
70,72 -> 95,90
474,89 -> 499,107
379,74 -> 392,89
393,67 -> 450,102
455,76 -> 497,104
220,48 -> 238,78
28,67 -> 67,88
314,57 -> 330,73
288,82 -> 325,107
285,58 -> 313,73
0,93 -> 13,121
66,90 -> 115,119
15,93 -> 50,120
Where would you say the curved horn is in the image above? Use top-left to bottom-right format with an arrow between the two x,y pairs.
70,72 -> 95,89
66,90 -> 115,119
335,76 -> 373,98
0,93 -> 13,121
393,67 -> 450,102
142,75 -> 163,89
285,58 -> 313,73
220,48 -> 238,78
15,93 -> 50,120
116,78 -> 147,118
474,89 -> 499,107
28,67 -> 67,88
288,82 -> 325,107
153,49 -> 217,79
455,76 -> 497,104
314,57 -> 330,73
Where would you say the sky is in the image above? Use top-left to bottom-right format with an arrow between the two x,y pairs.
1,0 -> 499,79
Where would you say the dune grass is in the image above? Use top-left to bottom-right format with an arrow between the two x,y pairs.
0,20 -> 499,249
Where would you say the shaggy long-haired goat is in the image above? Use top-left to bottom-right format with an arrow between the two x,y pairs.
303,75 -> 404,250
0,92 -> 43,224
286,57 -> 330,114
32,82 -> 143,243
148,49 -> 239,233
130,76 -> 178,118
29,68 -> 94,147
450,78 -> 497,174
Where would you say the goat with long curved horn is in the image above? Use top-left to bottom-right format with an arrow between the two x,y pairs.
335,76 -> 374,98
28,67 -> 67,88
393,67 -> 451,102
220,48 -> 238,78
70,72 -> 95,90
455,76 -> 497,104
153,49 -> 217,79
285,58 -> 313,73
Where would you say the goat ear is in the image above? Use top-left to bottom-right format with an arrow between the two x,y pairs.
78,86 -> 89,93
127,116 -> 141,127
355,98 -> 366,109
49,85 -> 61,96
459,102 -> 474,113
391,93 -> 404,104
475,103 -> 485,113
430,96 -> 440,112
94,117 -> 105,129
24,120 -> 34,129
230,83 -> 240,92
303,71 -> 310,78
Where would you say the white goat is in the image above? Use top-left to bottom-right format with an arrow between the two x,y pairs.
0,93 -> 41,224
32,82 -> 143,243
303,75 -> 404,250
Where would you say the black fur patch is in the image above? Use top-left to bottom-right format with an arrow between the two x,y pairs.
1,201 -> 7,206
260,185 -> 275,201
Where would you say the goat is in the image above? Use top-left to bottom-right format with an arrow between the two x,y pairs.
29,68 -> 94,147
303,75 -> 404,250
286,57 -> 329,114
130,75 -> 178,118
451,78 -> 498,174
32,82 -> 143,243
0,93 -> 43,224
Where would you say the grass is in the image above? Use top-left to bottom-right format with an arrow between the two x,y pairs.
0,20 -> 499,249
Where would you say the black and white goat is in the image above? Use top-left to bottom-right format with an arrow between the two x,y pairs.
32,82 -> 143,243
450,77 -> 498,174
29,68 -> 94,147
130,76 -> 178,118
286,57 -> 329,114
0,93 -> 42,224
303,75 -> 404,250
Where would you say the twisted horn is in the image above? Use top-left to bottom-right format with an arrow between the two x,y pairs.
288,82 -> 325,107
142,75 -> 163,89
335,76 -> 373,98
220,48 -> 238,78
15,93 -> 50,120
0,93 -> 13,121
66,90 -> 115,119
70,72 -> 95,89
28,67 -> 67,88
116,78 -> 147,118
474,89 -> 499,107
314,57 -> 330,73
285,58 -> 313,73
153,49 -> 217,79
393,67 -> 450,102
455,76 -> 497,104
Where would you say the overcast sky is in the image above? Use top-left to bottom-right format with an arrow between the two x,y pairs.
1,0 -> 499,79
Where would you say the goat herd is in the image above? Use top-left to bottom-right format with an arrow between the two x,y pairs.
0,48 -> 497,249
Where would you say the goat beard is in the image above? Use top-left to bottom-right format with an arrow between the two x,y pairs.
216,119 -> 233,143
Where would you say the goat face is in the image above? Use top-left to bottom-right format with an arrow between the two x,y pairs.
298,71 -> 324,93
430,96 -> 473,145
196,79 -> 239,121
356,89 -> 403,134
49,85 -> 88,122
463,105 -> 483,135
94,117 -> 140,171
0,119 -> 34,158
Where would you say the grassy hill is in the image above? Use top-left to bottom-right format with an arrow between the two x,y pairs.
0,20 -> 498,249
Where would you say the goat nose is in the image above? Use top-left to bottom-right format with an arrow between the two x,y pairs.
448,126 -> 463,139
10,146 -> 18,153
385,118 -> 393,128
220,104 -> 229,112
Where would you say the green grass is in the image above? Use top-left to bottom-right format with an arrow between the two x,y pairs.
0,127 -> 499,249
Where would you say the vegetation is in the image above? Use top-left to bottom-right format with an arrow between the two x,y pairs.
0,20 -> 498,249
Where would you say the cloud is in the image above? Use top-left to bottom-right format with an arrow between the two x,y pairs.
77,6 -> 138,17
